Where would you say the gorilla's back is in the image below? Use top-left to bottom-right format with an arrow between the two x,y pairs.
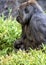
30,12 -> 46,43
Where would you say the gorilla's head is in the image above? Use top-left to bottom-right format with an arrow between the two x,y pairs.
16,1 -> 44,25
16,4 -> 34,25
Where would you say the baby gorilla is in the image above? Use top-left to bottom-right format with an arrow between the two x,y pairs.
14,0 -> 46,50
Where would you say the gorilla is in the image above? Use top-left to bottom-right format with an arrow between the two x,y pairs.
14,0 -> 46,50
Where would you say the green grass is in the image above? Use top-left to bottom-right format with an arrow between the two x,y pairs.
0,17 -> 46,65
0,17 -> 22,54
0,49 -> 46,65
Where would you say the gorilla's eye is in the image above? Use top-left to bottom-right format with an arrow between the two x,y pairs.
24,8 -> 29,13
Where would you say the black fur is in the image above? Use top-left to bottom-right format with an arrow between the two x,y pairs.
14,2 -> 46,50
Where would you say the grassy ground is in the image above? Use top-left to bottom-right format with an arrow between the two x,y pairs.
0,49 -> 46,65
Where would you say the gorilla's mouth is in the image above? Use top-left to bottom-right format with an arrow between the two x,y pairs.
16,16 -> 21,22
16,15 -> 24,24
16,14 -> 32,25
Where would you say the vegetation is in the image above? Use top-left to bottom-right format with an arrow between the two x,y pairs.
0,49 -> 46,65
0,17 -> 46,65
0,17 -> 21,55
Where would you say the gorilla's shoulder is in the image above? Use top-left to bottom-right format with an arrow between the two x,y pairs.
31,13 -> 46,24
30,13 -> 46,35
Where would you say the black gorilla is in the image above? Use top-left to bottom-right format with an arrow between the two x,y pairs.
14,1 -> 46,50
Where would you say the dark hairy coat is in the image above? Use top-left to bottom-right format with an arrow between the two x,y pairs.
14,1 -> 46,50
